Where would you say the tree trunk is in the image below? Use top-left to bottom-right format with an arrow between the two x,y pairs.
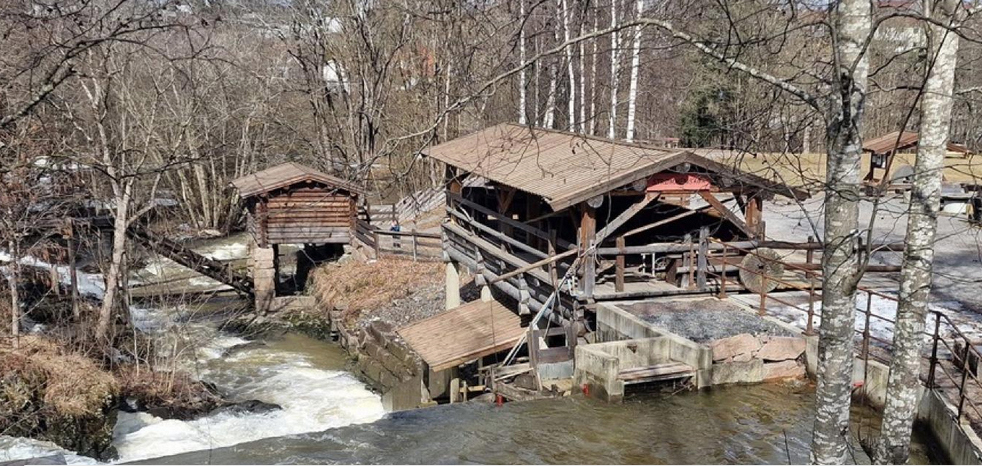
624,0 -> 643,141
562,0 -> 575,132
96,184 -> 132,342
608,0 -> 620,139
810,0 -> 871,463
589,12 -> 599,135
875,1 -> 960,463
6,239 -> 19,349
519,0 -> 528,125
578,14 -> 586,134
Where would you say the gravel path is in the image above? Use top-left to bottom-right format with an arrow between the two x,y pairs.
625,298 -> 796,343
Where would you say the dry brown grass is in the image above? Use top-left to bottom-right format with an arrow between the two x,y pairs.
700,150 -> 982,188
0,335 -> 117,418
309,258 -> 443,322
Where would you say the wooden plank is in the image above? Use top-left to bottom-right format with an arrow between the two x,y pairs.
594,193 -> 660,244
615,236 -> 626,292
621,204 -> 714,238
617,362 -> 694,381
447,192 -> 576,251
397,298 -> 525,372
698,191 -> 750,236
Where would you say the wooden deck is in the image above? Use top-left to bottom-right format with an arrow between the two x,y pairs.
397,298 -> 526,372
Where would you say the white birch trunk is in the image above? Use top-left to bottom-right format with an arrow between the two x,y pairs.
562,0 -> 575,132
544,20 -> 560,129
810,0 -> 871,462
96,183 -> 132,341
519,0 -> 528,125
578,17 -> 586,133
589,13 -> 599,135
875,1 -> 960,463
608,0 -> 620,139
624,0 -> 643,141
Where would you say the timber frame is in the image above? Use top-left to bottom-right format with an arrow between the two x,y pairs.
428,125 -> 810,330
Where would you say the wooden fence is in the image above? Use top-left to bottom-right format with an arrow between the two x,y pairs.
355,219 -> 442,261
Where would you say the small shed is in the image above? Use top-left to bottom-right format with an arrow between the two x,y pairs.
863,131 -> 971,181
231,162 -> 363,312
231,162 -> 364,247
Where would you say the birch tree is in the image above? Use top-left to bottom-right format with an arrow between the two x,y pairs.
519,0 -> 528,125
562,0 -> 575,132
809,0 -> 871,460
625,0 -> 643,141
875,0 -> 963,462
608,0 -> 621,139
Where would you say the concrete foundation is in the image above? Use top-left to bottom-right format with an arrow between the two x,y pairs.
574,335 -> 713,402
445,261 -> 461,310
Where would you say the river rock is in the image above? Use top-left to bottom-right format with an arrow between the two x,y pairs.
207,399 -> 282,417
711,359 -> 764,385
763,360 -> 805,381
756,337 -> 806,362
710,334 -> 761,361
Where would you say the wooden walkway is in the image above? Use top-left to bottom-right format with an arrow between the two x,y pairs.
126,225 -> 254,297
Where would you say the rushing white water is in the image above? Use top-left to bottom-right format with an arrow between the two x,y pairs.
112,333 -> 386,463
0,436 -> 97,465
0,235 -> 386,464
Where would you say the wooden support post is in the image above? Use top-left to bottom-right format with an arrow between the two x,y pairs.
271,243 -> 280,295
665,258 -> 680,287
698,191 -> 750,236
686,234 -> 695,289
411,228 -> 418,261
615,236 -> 626,292
697,227 -> 708,291
548,230 -> 559,290
746,194 -> 760,237
580,204 -> 597,298
805,235 -> 815,264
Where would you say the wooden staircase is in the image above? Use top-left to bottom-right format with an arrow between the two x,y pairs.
126,225 -> 254,297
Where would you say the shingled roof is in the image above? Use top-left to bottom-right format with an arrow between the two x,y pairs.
424,124 -> 807,210
230,162 -> 364,198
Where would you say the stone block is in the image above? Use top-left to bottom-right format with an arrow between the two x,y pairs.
763,360 -> 805,381
756,337 -> 806,362
710,334 -> 761,361
253,247 -> 275,262
711,359 -> 764,385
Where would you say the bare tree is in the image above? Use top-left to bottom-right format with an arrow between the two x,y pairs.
875,0 -> 965,462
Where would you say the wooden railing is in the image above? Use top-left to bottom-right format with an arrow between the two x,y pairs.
707,238 -> 982,434
354,219 -> 441,261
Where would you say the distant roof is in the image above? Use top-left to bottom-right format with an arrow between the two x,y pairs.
864,131 -> 971,155
424,124 -> 807,210
230,162 -> 364,198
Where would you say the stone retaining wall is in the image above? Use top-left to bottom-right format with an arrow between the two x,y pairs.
708,333 -> 807,385
312,292 -> 446,411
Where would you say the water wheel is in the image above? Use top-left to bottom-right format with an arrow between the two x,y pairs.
738,248 -> 784,293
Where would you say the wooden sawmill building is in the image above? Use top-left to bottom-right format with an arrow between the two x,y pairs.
424,124 -> 809,341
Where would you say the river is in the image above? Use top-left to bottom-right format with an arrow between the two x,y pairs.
0,236 -> 945,464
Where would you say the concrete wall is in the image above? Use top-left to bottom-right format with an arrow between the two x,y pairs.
595,303 -> 663,342
918,389 -> 982,464
574,335 -> 713,402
